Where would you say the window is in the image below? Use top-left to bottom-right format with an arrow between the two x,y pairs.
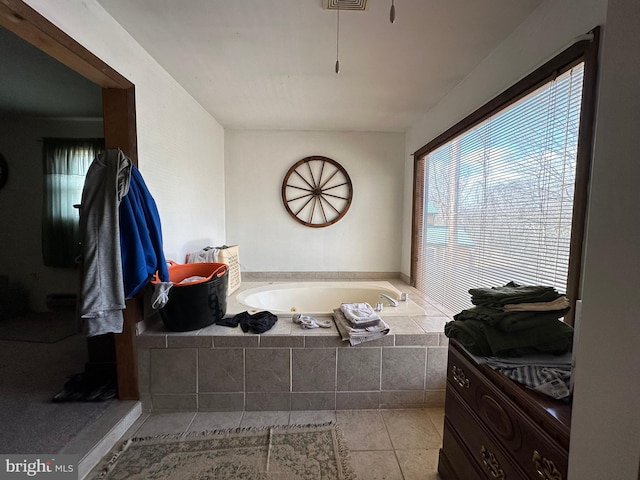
42,138 -> 103,267
411,31 -> 599,325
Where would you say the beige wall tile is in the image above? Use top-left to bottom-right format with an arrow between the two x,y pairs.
149,348 -> 196,393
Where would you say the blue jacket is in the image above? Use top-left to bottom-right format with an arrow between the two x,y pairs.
119,165 -> 169,297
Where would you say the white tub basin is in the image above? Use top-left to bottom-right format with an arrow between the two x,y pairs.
227,281 -> 425,317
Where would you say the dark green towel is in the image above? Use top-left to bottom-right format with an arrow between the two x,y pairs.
453,305 -> 570,332
469,281 -> 562,307
444,319 -> 493,356
445,318 -> 573,357
483,319 -> 573,357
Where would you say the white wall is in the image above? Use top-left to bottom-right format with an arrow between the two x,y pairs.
569,0 -> 640,477
24,0 -> 226,263
401,0 -> 607,277
0,118 -> 103,311
225,130 -> 405,273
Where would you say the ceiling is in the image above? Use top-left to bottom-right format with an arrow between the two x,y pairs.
1,0 -> 544,131
0,26 -> 102,119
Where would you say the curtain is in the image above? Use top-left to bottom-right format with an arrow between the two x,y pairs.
42,138 -> 104,268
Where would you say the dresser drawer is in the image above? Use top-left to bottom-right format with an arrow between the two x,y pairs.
441,419 -> 489,480
446,344 -> 481,408
447,344 -> 520,448
447,344 -> 569,480
446,385 -> 527,480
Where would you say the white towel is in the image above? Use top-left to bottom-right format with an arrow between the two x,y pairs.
340,302 -> 381,325
332,308 -> 390,346
186,247 -> 219,264
349,319 -> 390,336
178,275 -> 207,284
502,295 -> 570,312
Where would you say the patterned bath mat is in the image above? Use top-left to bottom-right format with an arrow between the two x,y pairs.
93,423 -> 355,480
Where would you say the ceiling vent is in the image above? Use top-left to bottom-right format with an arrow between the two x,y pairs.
323,0 -> 368,11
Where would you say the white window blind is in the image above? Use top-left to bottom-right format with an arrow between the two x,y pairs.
416,63 -> 585,314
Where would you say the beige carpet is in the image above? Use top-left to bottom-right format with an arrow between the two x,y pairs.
0,334 -> 114,454
93,423 -> 355,480
0,311 -> 78,343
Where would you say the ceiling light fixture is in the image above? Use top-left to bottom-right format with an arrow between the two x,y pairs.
325,0 -> 395,74
335,2 -> 340,74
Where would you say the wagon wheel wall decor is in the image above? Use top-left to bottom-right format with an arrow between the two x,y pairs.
281,156 -> 353,228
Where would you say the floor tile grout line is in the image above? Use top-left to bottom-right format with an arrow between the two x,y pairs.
378,409 -> 406,478
184,412 -> 198,433
426,407 -> 445,439
380,409 -> 398,451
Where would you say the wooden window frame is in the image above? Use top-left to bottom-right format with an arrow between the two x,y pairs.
410,27 -> 600,326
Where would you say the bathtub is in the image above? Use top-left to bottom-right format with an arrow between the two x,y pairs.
226,281 -> 426,317
140,279 -> 447,412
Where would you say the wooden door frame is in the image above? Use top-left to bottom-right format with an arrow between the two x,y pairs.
1,0 -> 141,399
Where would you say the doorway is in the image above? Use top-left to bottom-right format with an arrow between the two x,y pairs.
0,0 -> 142,453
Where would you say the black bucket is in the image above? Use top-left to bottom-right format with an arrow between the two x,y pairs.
153,262 -> 228,332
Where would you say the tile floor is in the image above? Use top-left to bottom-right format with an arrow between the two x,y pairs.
90,407 -> 444,480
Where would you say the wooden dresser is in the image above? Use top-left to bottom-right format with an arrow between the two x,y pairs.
438,339 -> 571,480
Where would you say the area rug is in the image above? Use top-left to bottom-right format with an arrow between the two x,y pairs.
93,423 -> 355,480
0,311 -> 78,343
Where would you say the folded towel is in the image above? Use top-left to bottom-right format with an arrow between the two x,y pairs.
340,302 -> 381,327
478,352 -> 573,398
443,319 -> 492,356
493,364 -> 572,399
469,281 -> 563,307
333,308 -> 390,346
453,305 -> 570,332
353,320 -> 390,336
445,318 -> 573,357
186,247 -> 219,264
502,295 -> 570,312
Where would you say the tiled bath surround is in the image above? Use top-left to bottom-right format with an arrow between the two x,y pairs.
137,278 -> 453,412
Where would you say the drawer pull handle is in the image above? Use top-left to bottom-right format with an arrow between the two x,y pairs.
480,445 -> 505,479
452,365 -> 470,389
532,450 -> 562,480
